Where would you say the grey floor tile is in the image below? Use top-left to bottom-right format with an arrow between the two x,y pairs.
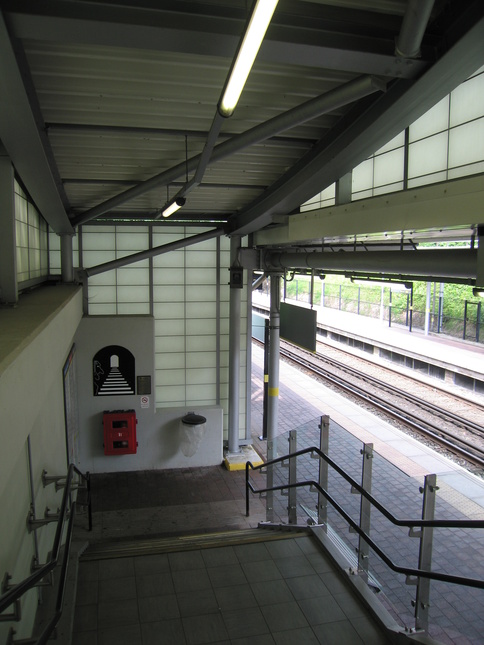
97,597 -> 139,629
285,575 -> 330,600
272,626 -> 320,645
274,555 -> 314,579
136,571 -> 175,598
242,559 -> 283,583
138,593 -> 180,623
333,591 -> 367,619
98,576 -> 137,602
250,579 -> 294,606
234,542 -> 271,563
214,583 -> 258,612
176,588 -> 220,617
182,612 -> 229,645
134,553 -> 170,576
298,596 -> 347,626
141,618 -> 187,644
201,545 -> 238,567
261,601 -> 309,632
231,635 -> 275,645
98,623 -> 142,645
319,570 -> 352,595
98,557 -> 135,581
312,619 -> 365,645
294,537 -> 323,555
222,606 -> 270,640
168,550 -> 205,571
172,567 -> 212,593
207,562 -> 247,587
349,615 -> 392,644
306,553 -> 334,574
265,539 -> 304,560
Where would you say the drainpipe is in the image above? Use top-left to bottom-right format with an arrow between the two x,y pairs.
395,0 -> 436,59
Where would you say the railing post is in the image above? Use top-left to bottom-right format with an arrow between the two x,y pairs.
358,443 -> 374,582
288,431 -> 297,524
266,440 -> 275,523
414,473 -> 438,633
318,415 -> 330,527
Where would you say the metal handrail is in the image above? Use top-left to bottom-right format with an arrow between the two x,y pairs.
0,464 -> 91,624
245,447 -> 484,590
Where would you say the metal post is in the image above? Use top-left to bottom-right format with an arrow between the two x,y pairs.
437,283 -> 444,333
228,236 -> 242,454
318,415 -> 330,527
310,271 -> 314,309
424,282 -> 431,336
260,318 -> 270,441
358,443 -> 374,583
60,233 -> 74,283
463,301 -> 468,340
477,301 -> 481,343
266,273 -> 282,522
414,474 -> 438,633
288,431 -> 297,524
389,289 -> 392,327
409,286 -> 414,332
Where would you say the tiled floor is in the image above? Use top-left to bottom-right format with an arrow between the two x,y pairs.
72,533 -> 391,645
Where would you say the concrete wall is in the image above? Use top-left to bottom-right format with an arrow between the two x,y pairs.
74,315 -> 223,473
0,288 -> 83,642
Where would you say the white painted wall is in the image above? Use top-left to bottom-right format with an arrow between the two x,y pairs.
0,287 -> 83,642
74,315 -> 223,473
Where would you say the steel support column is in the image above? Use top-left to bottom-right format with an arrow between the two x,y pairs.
267,273 -> 282,447
227,236 -> 242,454
0,146 -> 17,304
60,233 -> 74,283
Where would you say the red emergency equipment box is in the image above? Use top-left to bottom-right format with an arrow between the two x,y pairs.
103,409 -> 138,455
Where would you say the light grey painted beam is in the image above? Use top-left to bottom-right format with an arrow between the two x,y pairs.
230,14 -> 484,236
0,13 -> 73,234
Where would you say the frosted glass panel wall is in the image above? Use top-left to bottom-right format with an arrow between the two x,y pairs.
352,132 -> 405,200
300,183 -> 336,212
80,224 -> 245,437
82,225 -> 150,315
14,180 -> 49,284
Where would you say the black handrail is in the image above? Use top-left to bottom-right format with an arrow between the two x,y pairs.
246,448 -> 484,590
0,464 -> 91,623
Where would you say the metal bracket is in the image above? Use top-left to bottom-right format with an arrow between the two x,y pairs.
0,576 -> 21,623
27,506 -> 61,533
6,628 -> 37,644
408,526 -> 422,538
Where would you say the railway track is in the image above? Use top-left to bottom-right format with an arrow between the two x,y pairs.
278,340 -> 484,471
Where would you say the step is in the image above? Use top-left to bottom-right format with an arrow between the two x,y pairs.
80,526 -> 310,561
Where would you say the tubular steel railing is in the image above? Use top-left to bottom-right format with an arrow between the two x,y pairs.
0,464 -> 91,643
246,427 -> 484,636
245,446 -> 484,591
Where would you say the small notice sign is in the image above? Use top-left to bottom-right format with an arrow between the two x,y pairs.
140,395 -> 150,409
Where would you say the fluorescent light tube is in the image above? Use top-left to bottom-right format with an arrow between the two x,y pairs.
162,197 -> 186,218
219,0 -> 278,117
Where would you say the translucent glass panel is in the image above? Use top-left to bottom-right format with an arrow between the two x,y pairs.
14,180 -> 49,283
352,132 -> 405,200
408,70 -> 484,188
300,183 -> 335,212
83,225 -> 150,315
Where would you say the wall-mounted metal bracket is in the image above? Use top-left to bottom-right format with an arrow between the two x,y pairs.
6,627 -> 36,644
0,576 -> 21,622
27,506 -> 61,533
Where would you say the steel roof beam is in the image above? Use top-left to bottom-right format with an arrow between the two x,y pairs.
0,12 -> 73,233
230,12 -> 484,236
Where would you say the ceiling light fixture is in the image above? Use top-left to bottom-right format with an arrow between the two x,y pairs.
219,0 -> 279,117
161,197 -> 186,218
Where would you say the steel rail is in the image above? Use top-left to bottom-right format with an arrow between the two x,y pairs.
279,344 -> 484,469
